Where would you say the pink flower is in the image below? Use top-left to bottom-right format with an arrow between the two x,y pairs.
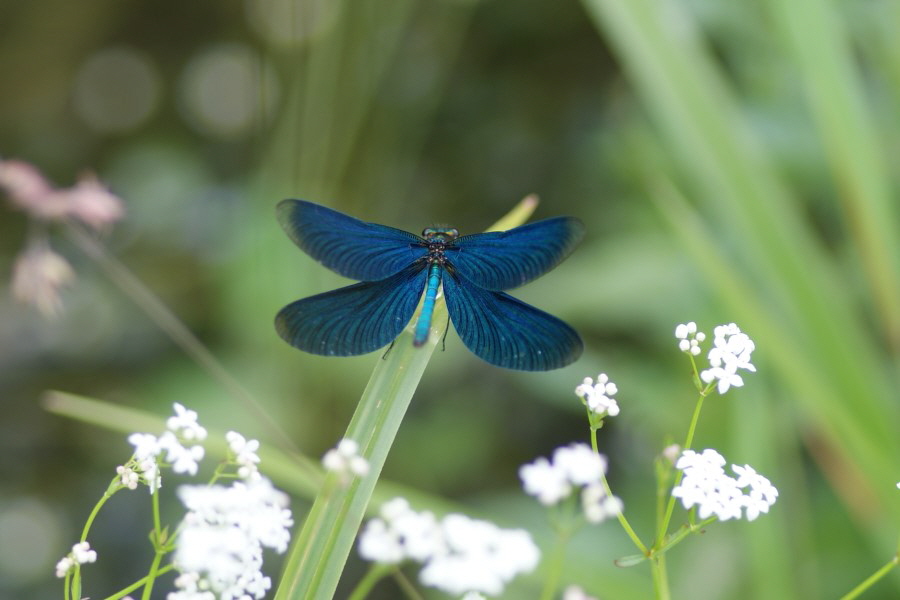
11,243 -> 75,317
0,159 -> 124,229
64,175 -> 125,229
0,160 -> 57,215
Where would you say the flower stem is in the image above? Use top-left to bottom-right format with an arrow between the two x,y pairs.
590,408 -> 646,554
839,554 -> 899,600
539,530 -> 572,600
347,564 -> 392,600
657,389 -> 708,545
392,569 -> 425,600
650,552 -> 671,600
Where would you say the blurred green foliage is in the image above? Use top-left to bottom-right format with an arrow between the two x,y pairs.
1,0 -> 898,598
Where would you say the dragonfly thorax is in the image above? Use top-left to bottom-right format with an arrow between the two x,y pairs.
422,227 -> 459,265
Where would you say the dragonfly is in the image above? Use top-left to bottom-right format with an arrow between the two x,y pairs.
275,200 -> 584,371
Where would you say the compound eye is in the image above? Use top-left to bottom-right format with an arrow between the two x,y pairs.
422,227 -> 459,242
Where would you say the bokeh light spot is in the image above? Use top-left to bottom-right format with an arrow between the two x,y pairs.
177,43 -> 279,139
0,498 -> 64,584
72,46 -> 161,133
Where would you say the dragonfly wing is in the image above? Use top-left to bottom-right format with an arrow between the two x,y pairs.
443,272 -> 582,371
276,264 -> 427,355
449,216 -> 584,290
277,199 -> 428,281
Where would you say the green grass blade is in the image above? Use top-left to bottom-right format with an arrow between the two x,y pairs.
764,0 -> 900,348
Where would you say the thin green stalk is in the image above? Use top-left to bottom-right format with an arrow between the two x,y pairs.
139,547 -> 165,600
347,564 -> 393,600
657,389 -> 708,546
274,335 -> 437,599
392,569 -> 425,600
64,223 -> 298,455
650,552 -> 670,600
590,422 -> 646,554
840,555 -> 899,600
102,565 -> 176,600
539,531 -> 572,600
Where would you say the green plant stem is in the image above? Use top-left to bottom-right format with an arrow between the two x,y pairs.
102,564 -> 176,600
657,388 -> 709,546
139,546 -> 165,600
589,420 -> 646,554
539,531 -> 572,600
650,552 -> 670,600
79,477 -> 119,542
64,223 -> 298,455
392,569 -> 425,600
69,478 -> 120,600
347,564 -> 393,600
840,555 -> 899,600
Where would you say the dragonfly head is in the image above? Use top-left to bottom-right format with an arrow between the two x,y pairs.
422,227 -> 459,243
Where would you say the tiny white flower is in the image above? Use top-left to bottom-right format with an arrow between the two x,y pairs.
521,444 -> 622,522
662,444 -> 681,464
358,497 -> 443,565
575,373 -> 620,416
381,496 -> 413,521
71,541 -> 97,564
55,541 -> 97,578
675,321 -> 705,355
158,431 -> 205,476
461,593 -> 487,600
519,457 -> 571,505
699,366 -> 744,394
226,431 -> 261,479
699,323 -> 756,394
128,432 -> 161,460
116,465 -> 140,490
358,517 -> 406,564
581,482 -> 623,524
420,514 -> 539,597
55,556 -> 74,578
172,477 -> 292,599
732,464 -> 779,521
322,438 -> 370,478
359,499 -> 539,598
563,585 -> 599,600
167,403 -> 208,441
553,443 -> 606,486
672,449 -> 777,521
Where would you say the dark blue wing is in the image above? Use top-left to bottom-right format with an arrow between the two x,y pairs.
275,264 -> 428,355
443,272 -> 582,371
277,199 -> 428,281
448,217 -> 584,291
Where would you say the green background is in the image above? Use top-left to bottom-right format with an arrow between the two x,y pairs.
1,0 -> 898,598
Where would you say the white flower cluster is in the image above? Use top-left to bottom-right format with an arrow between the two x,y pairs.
674,322 -> 705,356
574,373 -> 620,417
226,431 -> 261,480
169,477 -> 294,600
676,322 -> 757,394
321,438 -> 369,479
124,403 -> 208,493
519,443 -> 623,524
700,323 -> 756,394
55,541 -> 97,578
671,449 -> 778,521
358,498 -> 539,597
